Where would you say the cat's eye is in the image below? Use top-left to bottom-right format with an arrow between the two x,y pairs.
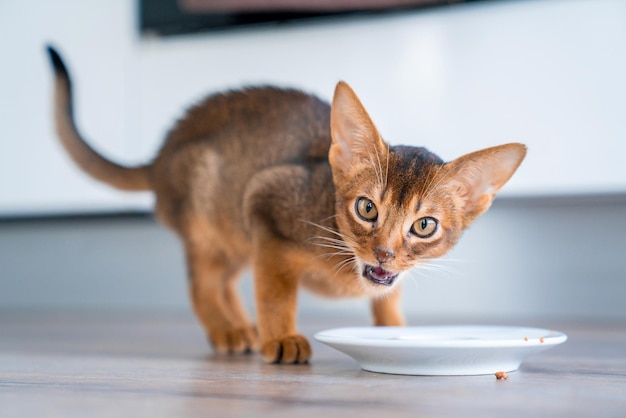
355,197 -> 378,222
411,217 -> 438,238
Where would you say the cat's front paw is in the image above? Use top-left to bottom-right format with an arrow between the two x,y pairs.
261,334 -> 312,364
209,324 -> 259,354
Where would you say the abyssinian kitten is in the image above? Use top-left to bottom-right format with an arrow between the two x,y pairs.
46,46 -> 526,364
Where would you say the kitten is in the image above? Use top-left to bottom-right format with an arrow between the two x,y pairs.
46,46 -> 526,364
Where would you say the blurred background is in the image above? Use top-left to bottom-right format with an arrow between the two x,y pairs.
1,0 -> 625,323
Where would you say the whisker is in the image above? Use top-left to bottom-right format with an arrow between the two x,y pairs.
309,235 -> 348,245
307,235 -> 355,253
367,150 -> 384,189
411,260 -> 460,279
302,221 -> 359,271
404,272 -> 422,293
303,221 -> 360,252
314,251 -> 355,262
310,243 -> 352,253
419,164 -> 443,201
374,144 -> 384,189
404,267 -> 429,281
333,256 -> 357,275
302,220 -> 345,239
384,141 -> 390,189
296,217 -> 362,280
317,214 -> 338,223
423,164 -> 457,202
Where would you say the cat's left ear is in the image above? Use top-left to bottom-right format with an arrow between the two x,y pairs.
444,143 -> 527,227
329,81 -> 388,179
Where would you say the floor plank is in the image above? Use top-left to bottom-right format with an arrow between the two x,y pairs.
1,313 -> 625,417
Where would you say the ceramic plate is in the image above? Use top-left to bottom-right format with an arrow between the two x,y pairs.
314,325 -> 567,376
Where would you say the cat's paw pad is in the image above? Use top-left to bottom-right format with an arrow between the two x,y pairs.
261,334 -> 312,364
209,325 -> 259,354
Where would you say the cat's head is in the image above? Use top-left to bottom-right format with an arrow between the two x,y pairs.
329,81 -> 526,293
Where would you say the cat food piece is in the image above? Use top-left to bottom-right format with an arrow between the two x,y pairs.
495,371 -> 509,380
540,337 -> 545,343
524,337 -> 528,342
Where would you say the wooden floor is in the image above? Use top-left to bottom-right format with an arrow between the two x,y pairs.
1,313 -> 625,418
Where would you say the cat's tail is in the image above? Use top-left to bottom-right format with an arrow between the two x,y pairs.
45,45 -> 151,191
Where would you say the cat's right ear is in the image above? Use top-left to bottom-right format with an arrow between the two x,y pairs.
329,81 -> 387,178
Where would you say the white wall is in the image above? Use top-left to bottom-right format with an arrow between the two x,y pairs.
1,0 -> 625,216
1,0 -> 146,215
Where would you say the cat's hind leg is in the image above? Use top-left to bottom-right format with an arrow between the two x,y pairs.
155,145 -> 257,354
185,239 -> 258,354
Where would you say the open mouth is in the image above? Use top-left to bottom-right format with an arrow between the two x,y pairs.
362,264 -> 399,286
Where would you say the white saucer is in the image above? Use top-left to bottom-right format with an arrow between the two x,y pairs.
314,325 -> 567,376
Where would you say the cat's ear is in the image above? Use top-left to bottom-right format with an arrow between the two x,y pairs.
444,143 -> 527,227
329,81 -> 388,178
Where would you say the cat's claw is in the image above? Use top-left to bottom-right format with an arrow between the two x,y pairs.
209,325 -> 259,355
261,334 -> 312,364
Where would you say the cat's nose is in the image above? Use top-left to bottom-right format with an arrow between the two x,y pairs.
374,247 -> 395,263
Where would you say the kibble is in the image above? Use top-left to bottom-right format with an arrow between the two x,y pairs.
495,371 -> 509,380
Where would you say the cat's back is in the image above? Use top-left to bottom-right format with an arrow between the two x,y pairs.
149,86 -> 333,233
158,86 -> 331,164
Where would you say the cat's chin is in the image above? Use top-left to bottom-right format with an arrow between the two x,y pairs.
362,264 -> 399,287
